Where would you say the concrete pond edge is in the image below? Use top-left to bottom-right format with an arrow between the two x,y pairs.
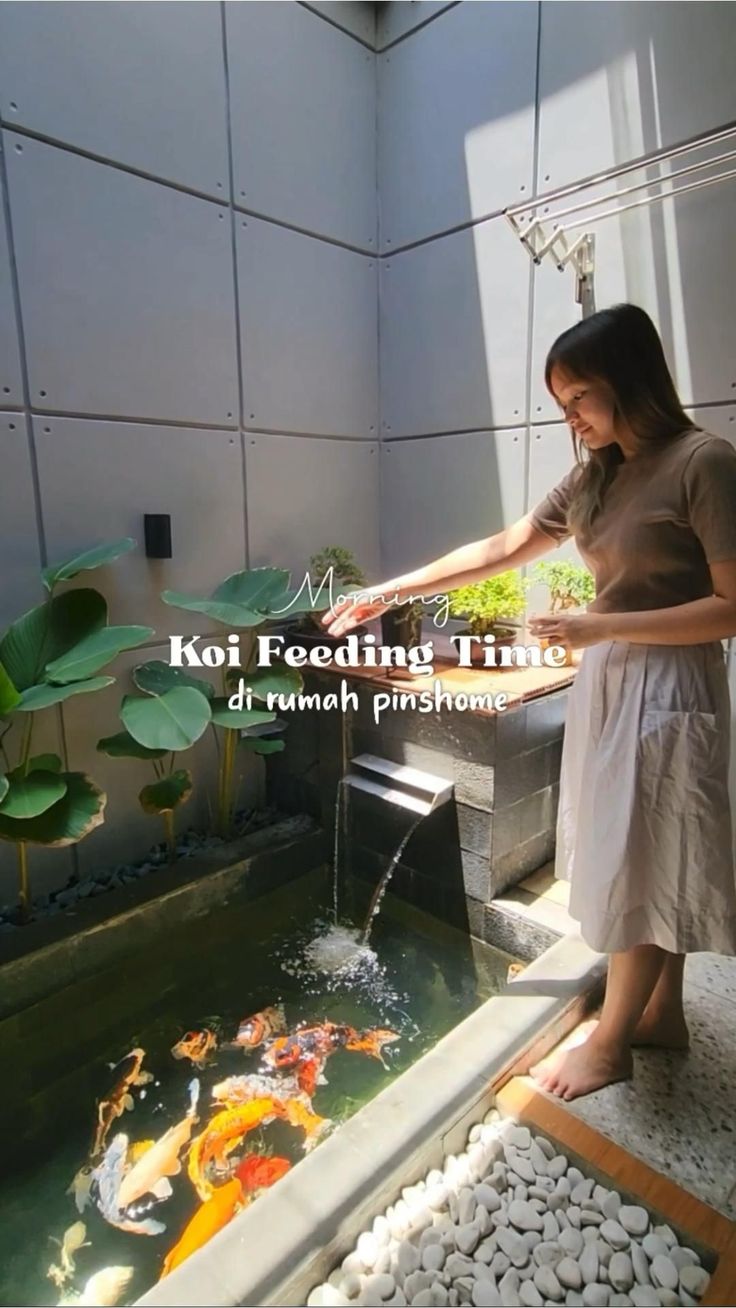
137,933 -> 606,1308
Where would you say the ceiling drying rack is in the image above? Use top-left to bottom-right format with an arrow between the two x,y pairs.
504,120 -> 736,317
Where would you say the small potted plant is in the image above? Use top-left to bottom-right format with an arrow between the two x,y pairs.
447,571 -> 530,666
531,561 -> 596,666
286,545 -> 368,649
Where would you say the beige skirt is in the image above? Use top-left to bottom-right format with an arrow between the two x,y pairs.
555,638 -> 736,954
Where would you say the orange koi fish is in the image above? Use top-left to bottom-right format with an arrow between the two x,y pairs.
235,1154 -> 291,1194
233,1004 -> 286,1049
211,1071 -> 309,1108
159,1178 -> 246,1280
117,1079 -> 200,1211
91,1048 -> 154,1159
188,1096 -> 329,1201
264,1023 -> 399,1074
171,1029 -> 217,1069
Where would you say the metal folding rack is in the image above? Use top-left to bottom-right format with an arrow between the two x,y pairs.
505,120 -> 736,318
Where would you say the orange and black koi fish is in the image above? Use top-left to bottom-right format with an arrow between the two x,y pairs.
263,1023 -> 399,1074
91,1049 -> 153,1159
235,1154 -> 291,1194
171,1029 -> 217,1069
159,1178 -> 246,1280
188,1097 -> 329,1201
232,1004 -> 286,1049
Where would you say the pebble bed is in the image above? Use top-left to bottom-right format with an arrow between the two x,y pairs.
307,1109 -> 712,1308
0,804 -> 281,930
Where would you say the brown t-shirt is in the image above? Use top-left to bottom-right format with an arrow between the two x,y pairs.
527,428 -> 736,614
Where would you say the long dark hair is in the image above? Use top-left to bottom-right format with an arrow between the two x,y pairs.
544,303 -> 698,536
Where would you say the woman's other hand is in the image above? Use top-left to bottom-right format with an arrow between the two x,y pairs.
320,589 -> 393,638
528,611 -> 611,649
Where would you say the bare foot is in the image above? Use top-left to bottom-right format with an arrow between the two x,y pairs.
631,1008 -> 690,1050
530,1031 -> 633,1101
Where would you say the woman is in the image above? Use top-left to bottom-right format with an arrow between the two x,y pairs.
321,302 -> 736,1101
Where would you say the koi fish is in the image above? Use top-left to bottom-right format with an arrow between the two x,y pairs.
171,1029 -> 217,1069
90,1134 -> 166,1237
188,1096 -> 329,1201
506,961 -> 527,983
46,1221 -> 90,1288
76,1266 -> 134,1306
263,1023 -> 399,1073
116,1079 -> 200,1211
66,1166 -> 94,1215
211,1071 -> 308,1108
91,1048 -> 153,1158
234,1154 -> 291,1194
159,1178 -> 246,1280
233,1004 -> 286,1049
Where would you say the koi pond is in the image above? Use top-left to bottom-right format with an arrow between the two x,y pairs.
0,867 -> 517,1307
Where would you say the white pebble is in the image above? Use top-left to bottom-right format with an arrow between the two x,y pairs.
508,1200 -> 544,1232
374,1216 -> 392,1245
547,1156 -> 569,1181
629,1245 -> 650,1287
533,1241 -> 564,1267
543,1213 -> 560,1242
529,1142 -> 549,1176
601,1193 -> 622,1222
607,1253 -> 633,1293
445,1254 -> 474,1279
364,1273 -> 396,1301
679,1264 -> 709,1296
307,1287 -> 350,1307
579,1244 -> 599,1285
641,1235 -> 668,1261
556,1258 -> 582,1290
469,1124 -> 482,1144
559,1229 -> 584,1259
519,1280 -> 543,1306
609,1298 -> 632,1307
654,1293 -> 679,1308
669,1247 -> 698,1272
456,1224 -> 481,1257
598,1222 -> 629,1251
649,1256 -> 678,1292
471,1282 -> 502,1307
458,1189 -> 476,1225
398,1243 -> 421,1278
629,1290 -> 660,1308
652,1226 -> 677,1250
475,1184 -> 502,1213
533,1135 -> 556,1160
617,1208 -> 648,1238
567,1168 -> 584,1188
571,1179 -> 595,1205
339,1273 -> 363,1300
422,1245 -> 446,1273
581,1286 -> 609,1307
534,1265 -> 564,1301
508,1127 -> 532,1150
404,1271 -> 434,1300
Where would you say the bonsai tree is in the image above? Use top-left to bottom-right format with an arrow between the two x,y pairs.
531,561 -> 596,613
298,546 -> 366,632
0,538 -> 153,919
447,571 -> 530,638
103,568 -> 313,842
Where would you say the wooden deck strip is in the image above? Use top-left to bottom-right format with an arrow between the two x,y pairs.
495,1078 -> 736,1307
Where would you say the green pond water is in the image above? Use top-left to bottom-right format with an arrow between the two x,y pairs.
0,870 -> 516,1306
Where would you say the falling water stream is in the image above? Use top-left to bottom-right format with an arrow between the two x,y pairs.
359,816 -> 423,943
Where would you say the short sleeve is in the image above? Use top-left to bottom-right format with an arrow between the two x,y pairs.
527,465 -> 581,546
683,437 -> 736,563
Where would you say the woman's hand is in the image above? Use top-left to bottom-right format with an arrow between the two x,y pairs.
527,611 -> 610,650
320,589 -> 394,638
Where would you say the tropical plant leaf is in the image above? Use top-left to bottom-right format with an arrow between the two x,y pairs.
133,660 -> 214,699
209,698 -> 276,730
44,625 -> 154,683
162,567 -> 293,629
0,771 -> 67,819
0,771 -> 105,846
139,769 -> 193,815
0,775 -> 8,804
121,687 -> 211,751
225,665 -> 303,701
0,659 -> 21,716
96,730 -> 169,761
0,589 -> 107,692
41,538 -> 136,592
16,677 -> 115,712
239,737 -> 285,755
7,753 -> 62,778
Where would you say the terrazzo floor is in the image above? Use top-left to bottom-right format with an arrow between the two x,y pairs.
517,866 -> 736,1218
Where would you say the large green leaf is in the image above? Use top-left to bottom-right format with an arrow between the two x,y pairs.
0,771 -> 67,819
0,659 -> 21,716
162,567 -> 293,629
139,769 -> 192,815
41,538 -> 136,592
97,730 -> 169,761
7,753 -> 62,778
0,589 -> 107,691
226,665 -> 303,701
44,625 -> 154,683
209,698 -> 276,730
0,771 -> 105,846
121,688 -> 211,751
16,677 -> 114,712
133,660 -> 214,700
0,776 -> 8,804
239,737 -> 285,755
